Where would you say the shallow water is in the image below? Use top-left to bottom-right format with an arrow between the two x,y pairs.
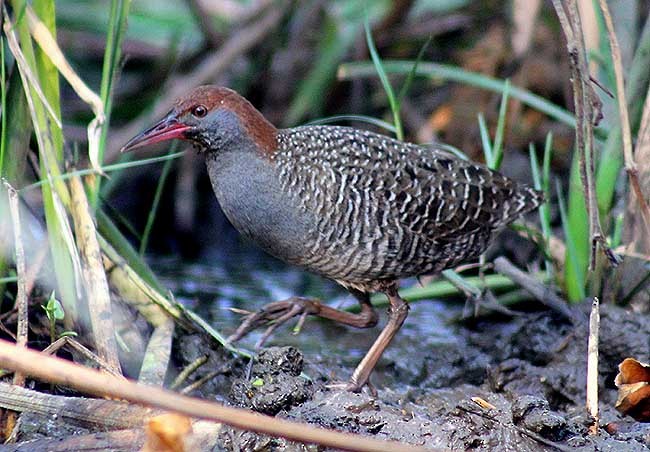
152,251 -> 460,365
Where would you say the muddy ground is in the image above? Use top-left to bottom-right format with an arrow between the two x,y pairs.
166,299 -> 649,451
4,272 -> 649,451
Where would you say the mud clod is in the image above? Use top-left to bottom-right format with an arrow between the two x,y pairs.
511,395 -> 567,440
229,347 -> 313,415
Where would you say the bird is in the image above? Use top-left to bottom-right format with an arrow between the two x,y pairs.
122,85 -> 543,392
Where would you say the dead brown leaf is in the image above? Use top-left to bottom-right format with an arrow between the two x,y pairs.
143,413 -> 193,452
614,358 -> 650,422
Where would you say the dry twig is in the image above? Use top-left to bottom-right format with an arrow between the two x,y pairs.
551,0 -> 620,269
138,318 -> 174,387
0,382 -> 157,430
493,257 -> 574,322
170,355 -> 208,390
4,428 -> 147,451
41,336 -> 123,378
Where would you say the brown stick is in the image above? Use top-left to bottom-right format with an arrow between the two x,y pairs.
4,183 -> 28,382
138,318 -> 174,387
41,336 -> 123,378
0,340 -> 428,452
1,428 -> 146,452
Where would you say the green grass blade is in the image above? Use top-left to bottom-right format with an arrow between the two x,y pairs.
491,79 -> 510,170
477,112 -> 492,164
139,146 -> 176,256
31,0 -> 64,157
10,0 -> 78,318
307,114 -> 397,133
90,0 -> 132,208
1,61 -> 32,184
363,273 -> 544,309
557,179 -> 586,301
19,152 -> 185,193
543,132 -> 552,193
529,142 -> 553,276
593,15 -> 650,229
0,275 -> 18,284
397,35 -> 432,105
364,14 -> 403,140
611,213 -> 624,249
0,36 -> 6,177
338,60 -> 585,134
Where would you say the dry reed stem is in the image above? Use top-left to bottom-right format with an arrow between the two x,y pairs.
3,181 -> 28,439
551,0 -> 620,269
586,297 -> 600,434
597,0 -> 650,239
69,173 -> 122,375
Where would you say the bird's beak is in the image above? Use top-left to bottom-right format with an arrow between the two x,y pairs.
120,112 -> 192,153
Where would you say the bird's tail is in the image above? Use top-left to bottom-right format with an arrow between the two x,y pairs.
503,185 -> 545,224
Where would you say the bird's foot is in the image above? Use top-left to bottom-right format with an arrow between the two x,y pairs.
227,297 -> 323,348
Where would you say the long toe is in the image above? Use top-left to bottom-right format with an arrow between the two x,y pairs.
227,297 -> 322,345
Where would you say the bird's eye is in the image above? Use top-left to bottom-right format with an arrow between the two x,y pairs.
192,105 -> 207,118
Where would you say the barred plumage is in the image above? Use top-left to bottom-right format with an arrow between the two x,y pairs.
273,125 -> 542,291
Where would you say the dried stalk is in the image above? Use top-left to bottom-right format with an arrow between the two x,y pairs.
586,297 -> 600,434
138,318 -> 174,387
597,0 -> 650,239
493,257 -> 574,322
3,181 -> 28,439
68,173 -> 121,375
0,382 -> 157,430
551,0 -> 620,270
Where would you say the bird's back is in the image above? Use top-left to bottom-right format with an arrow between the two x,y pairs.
273,125 -> 542,289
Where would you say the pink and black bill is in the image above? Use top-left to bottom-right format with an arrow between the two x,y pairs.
120,112 -> 191,153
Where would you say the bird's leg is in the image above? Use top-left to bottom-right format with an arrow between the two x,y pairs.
346,283 -> 409,392
227,291 -> 378,348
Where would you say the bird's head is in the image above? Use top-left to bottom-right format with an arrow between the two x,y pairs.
121,86 -> 277,156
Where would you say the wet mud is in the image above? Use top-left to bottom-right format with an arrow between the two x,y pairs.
171,300 -> 650,451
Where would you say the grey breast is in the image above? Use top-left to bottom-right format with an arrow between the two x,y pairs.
205,149 -> 318,267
